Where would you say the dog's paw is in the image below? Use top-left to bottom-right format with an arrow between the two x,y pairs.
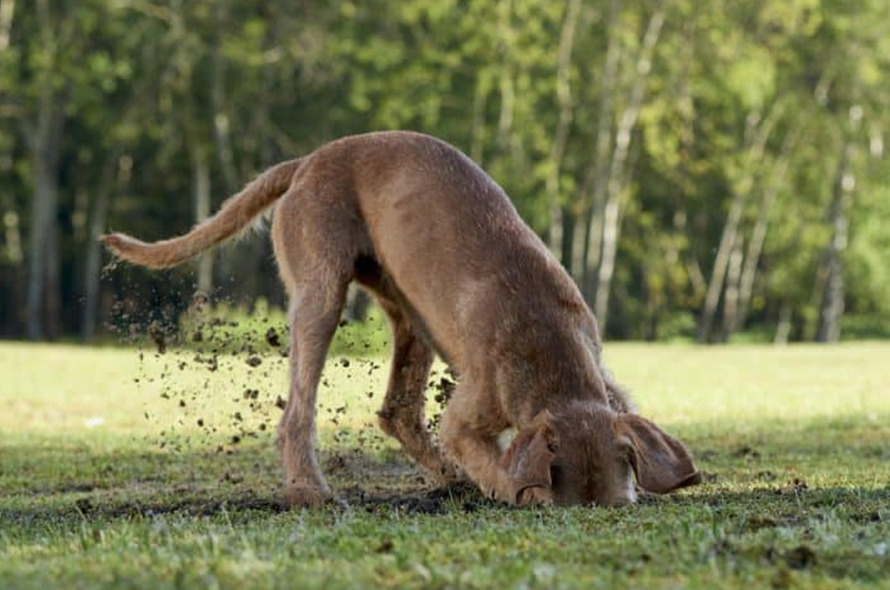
283,485 -> 337,509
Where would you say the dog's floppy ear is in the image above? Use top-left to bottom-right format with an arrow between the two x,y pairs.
498,418 -> 558,505
617,414 -> 701,494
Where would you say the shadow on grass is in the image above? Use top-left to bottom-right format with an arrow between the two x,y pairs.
0,438 -> 493,527
2,413 -> 888,528
1,480 -> 491,523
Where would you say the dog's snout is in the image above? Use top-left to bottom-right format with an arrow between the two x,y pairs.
597,475 -> 637,508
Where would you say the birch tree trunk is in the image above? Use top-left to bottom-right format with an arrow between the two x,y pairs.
572,0 -> 620,290
494,0 -> 515,151
191,144 -> 214,295
0,0 -> 14,51
774,300 -> 792,344
697,104 -> 785,342
727,183 -> 776,335
817,139 -> 856,342
592,7 -> 666,330
719,235 -> 744,342
545,0 -> 582,262
469,73 -> 491,164
728,124 -> 801,335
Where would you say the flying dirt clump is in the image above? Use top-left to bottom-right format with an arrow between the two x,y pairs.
148,320 -> 166,354
265,327 -> 281,348
121,291 -> 291,462
120,290 -> 478,502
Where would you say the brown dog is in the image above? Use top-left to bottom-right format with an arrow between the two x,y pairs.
103,131 -> 700,507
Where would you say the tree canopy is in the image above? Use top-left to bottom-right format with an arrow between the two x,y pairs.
1,0 -> 888,342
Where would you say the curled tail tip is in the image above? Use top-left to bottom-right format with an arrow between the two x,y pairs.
99,232 -> 162,267
100,232 -> 137,255
100,232 -> 122,247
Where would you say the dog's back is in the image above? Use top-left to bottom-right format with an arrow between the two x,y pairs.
303,132 -> 593,373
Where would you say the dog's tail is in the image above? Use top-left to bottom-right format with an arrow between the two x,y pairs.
101,157 -> 304,269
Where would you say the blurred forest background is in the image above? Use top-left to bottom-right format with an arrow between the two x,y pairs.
1,0 -> 888,344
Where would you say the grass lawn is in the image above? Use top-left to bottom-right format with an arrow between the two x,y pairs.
1,340 -> 888,589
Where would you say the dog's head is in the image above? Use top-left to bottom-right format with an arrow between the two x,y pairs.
498,401 -> 701,506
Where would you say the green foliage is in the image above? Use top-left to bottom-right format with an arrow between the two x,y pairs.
1,0 -> 889,341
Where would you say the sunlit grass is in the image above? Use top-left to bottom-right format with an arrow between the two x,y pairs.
1,340 -> 889,589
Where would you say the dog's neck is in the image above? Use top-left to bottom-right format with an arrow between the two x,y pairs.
493,316 -> 613,423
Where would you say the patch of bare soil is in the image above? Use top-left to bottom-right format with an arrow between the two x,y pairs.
69,492 -> 288,519
349,480 -> 488,515
323,450 -> 487,514
50,449 -> 484,522
53,477 -> 485,522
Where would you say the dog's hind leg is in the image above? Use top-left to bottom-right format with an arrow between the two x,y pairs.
277,281 -> 349,507
272,179 -> 358,508
376,299 -> 459,484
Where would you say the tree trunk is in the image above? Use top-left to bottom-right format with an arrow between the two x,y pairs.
211,3 -> 238,195
256,5 -> 286,307
0,209 -> 25,335
469,72 -> 491,164
81,150 -> 127,341
719,235 -> 744,342
492,0 -> 518,152
211,6 -> 253,298
24,0 -> 66,340
774,299 -> 792,344
729,183 -> 775,335
729,124 -> 801,335
0,0 -> 15,51
817,142 -> 855,343
697,104 -> 785,342
572,0 -> 620,289
191,144 -> 213,295
545,0 -> 582,262
592,7 -> 666,331
24,88 -> 65,340
43,211 -> 61,338
696,188 -> 743,343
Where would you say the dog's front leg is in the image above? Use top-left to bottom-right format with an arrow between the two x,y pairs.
439,385 -> 517,504
441,427 -> 513,502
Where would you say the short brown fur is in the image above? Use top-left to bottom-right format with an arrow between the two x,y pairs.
103,131 -> 700,507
